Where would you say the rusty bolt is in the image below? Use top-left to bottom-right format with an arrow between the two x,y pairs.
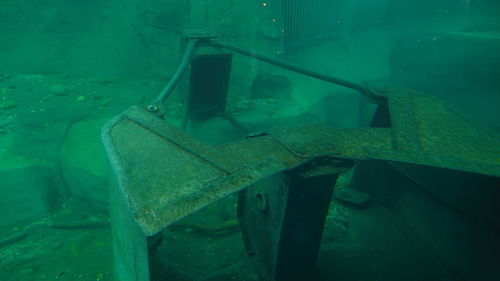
146,104 -> 158,112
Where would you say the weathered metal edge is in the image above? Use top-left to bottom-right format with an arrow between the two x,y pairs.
135,157 -> 287,236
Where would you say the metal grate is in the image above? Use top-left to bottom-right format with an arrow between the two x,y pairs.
283,0 -> 336,52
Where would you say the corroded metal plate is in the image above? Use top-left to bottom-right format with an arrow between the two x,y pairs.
102,106 -> 286,236
103,88 -> 500,237
269,88 -> 500,177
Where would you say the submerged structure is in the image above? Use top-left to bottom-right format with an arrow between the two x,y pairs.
1,0 -> 500,280
103,30 -> 500,281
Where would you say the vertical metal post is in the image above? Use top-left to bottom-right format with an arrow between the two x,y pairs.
274,171 -> 338,281
239,160 -> 353,281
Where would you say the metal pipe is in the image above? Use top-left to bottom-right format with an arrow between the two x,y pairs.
209,39 -> 385,104
153,39 -> 199,105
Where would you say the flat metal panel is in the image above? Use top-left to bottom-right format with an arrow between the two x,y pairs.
187,52 -> 232,120
102,106 -> 288,236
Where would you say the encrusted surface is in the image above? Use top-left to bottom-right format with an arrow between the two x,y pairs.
103,107 -> 287,236
103,88 -> 500,236
269,88 -> 500,177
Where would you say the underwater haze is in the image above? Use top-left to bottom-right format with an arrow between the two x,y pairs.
1,0 -> 499,281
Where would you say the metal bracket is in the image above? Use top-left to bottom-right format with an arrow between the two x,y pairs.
238,159 -> 354,281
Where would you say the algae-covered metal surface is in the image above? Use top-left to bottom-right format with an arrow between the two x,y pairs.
104,87 -> 499,237
269,87 -> 500,177
102,106 -> 287,236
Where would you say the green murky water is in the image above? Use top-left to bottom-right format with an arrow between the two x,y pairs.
1,1 -> 499,281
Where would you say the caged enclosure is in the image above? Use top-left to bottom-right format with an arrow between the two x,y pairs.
1,0 -> 500,281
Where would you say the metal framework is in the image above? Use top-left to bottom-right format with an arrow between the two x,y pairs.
102,35 -> 500,281
283,0 -> 337,51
